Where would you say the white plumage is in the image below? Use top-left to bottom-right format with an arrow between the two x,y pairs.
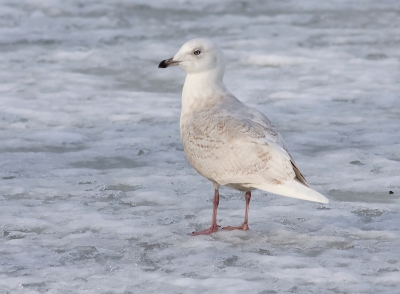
159,38 -> 328,235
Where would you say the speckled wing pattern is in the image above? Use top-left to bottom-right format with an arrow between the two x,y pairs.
181,96 -> 305,191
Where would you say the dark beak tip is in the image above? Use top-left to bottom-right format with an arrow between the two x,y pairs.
158,60 -> 168,68
158,58 -> 177,68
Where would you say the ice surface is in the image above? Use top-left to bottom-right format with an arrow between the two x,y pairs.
0,0 -> 399,293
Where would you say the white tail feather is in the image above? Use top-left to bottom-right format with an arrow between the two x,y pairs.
253,180 -> 329,204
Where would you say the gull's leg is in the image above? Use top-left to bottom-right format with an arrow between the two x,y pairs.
191,188 -> 220,236
222,191 -> 251,231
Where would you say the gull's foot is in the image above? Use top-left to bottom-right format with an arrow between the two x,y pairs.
190,225 -> 220,236
222,223 -> 249,231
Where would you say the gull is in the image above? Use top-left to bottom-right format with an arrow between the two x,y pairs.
158,38 -> 328,236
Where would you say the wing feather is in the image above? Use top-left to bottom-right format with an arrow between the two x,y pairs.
181,99 -> 305,189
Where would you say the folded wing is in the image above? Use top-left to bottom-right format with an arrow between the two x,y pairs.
184,98 -> 328,204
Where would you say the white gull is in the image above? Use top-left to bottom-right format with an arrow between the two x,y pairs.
158,38 -> 329,236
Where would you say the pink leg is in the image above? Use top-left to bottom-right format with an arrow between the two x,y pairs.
223,191 -> 251,231
191,189 -> 220,236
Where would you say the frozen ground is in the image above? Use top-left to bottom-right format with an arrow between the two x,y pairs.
1,0 -> 400,293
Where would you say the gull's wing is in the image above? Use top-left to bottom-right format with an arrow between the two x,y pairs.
241,106 -> 310,187
182,97 -> 328,203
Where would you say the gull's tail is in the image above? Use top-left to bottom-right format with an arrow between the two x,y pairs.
253,180 -> 329,204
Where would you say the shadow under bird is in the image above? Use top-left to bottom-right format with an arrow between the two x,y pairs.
158,38 -> 329,236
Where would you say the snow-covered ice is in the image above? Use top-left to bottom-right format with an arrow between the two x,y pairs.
1,0 -> 399,293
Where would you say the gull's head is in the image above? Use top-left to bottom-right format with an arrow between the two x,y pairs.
158,38 -> 226,75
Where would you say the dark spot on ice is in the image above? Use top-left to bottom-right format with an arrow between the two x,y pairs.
222,255 -> 238,266
349,160 -> 364,166
21,282 -> 47,289
103,184 -> 142,192
365,53 -> 387,60
137,149 -> 151,156
70,156 -> 146,170
316,206 -> 331,210
258,248 -> 274,256
378,267 -> 399,273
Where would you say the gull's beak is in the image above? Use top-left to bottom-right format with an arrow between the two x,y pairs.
158,57 -> 179,68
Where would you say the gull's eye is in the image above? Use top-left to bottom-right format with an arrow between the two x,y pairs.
193,49 -> 201,56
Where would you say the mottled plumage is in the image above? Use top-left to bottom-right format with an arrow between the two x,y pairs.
159,38 -> 328,235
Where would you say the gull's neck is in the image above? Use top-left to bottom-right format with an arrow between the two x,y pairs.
181,69 -> 227,119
